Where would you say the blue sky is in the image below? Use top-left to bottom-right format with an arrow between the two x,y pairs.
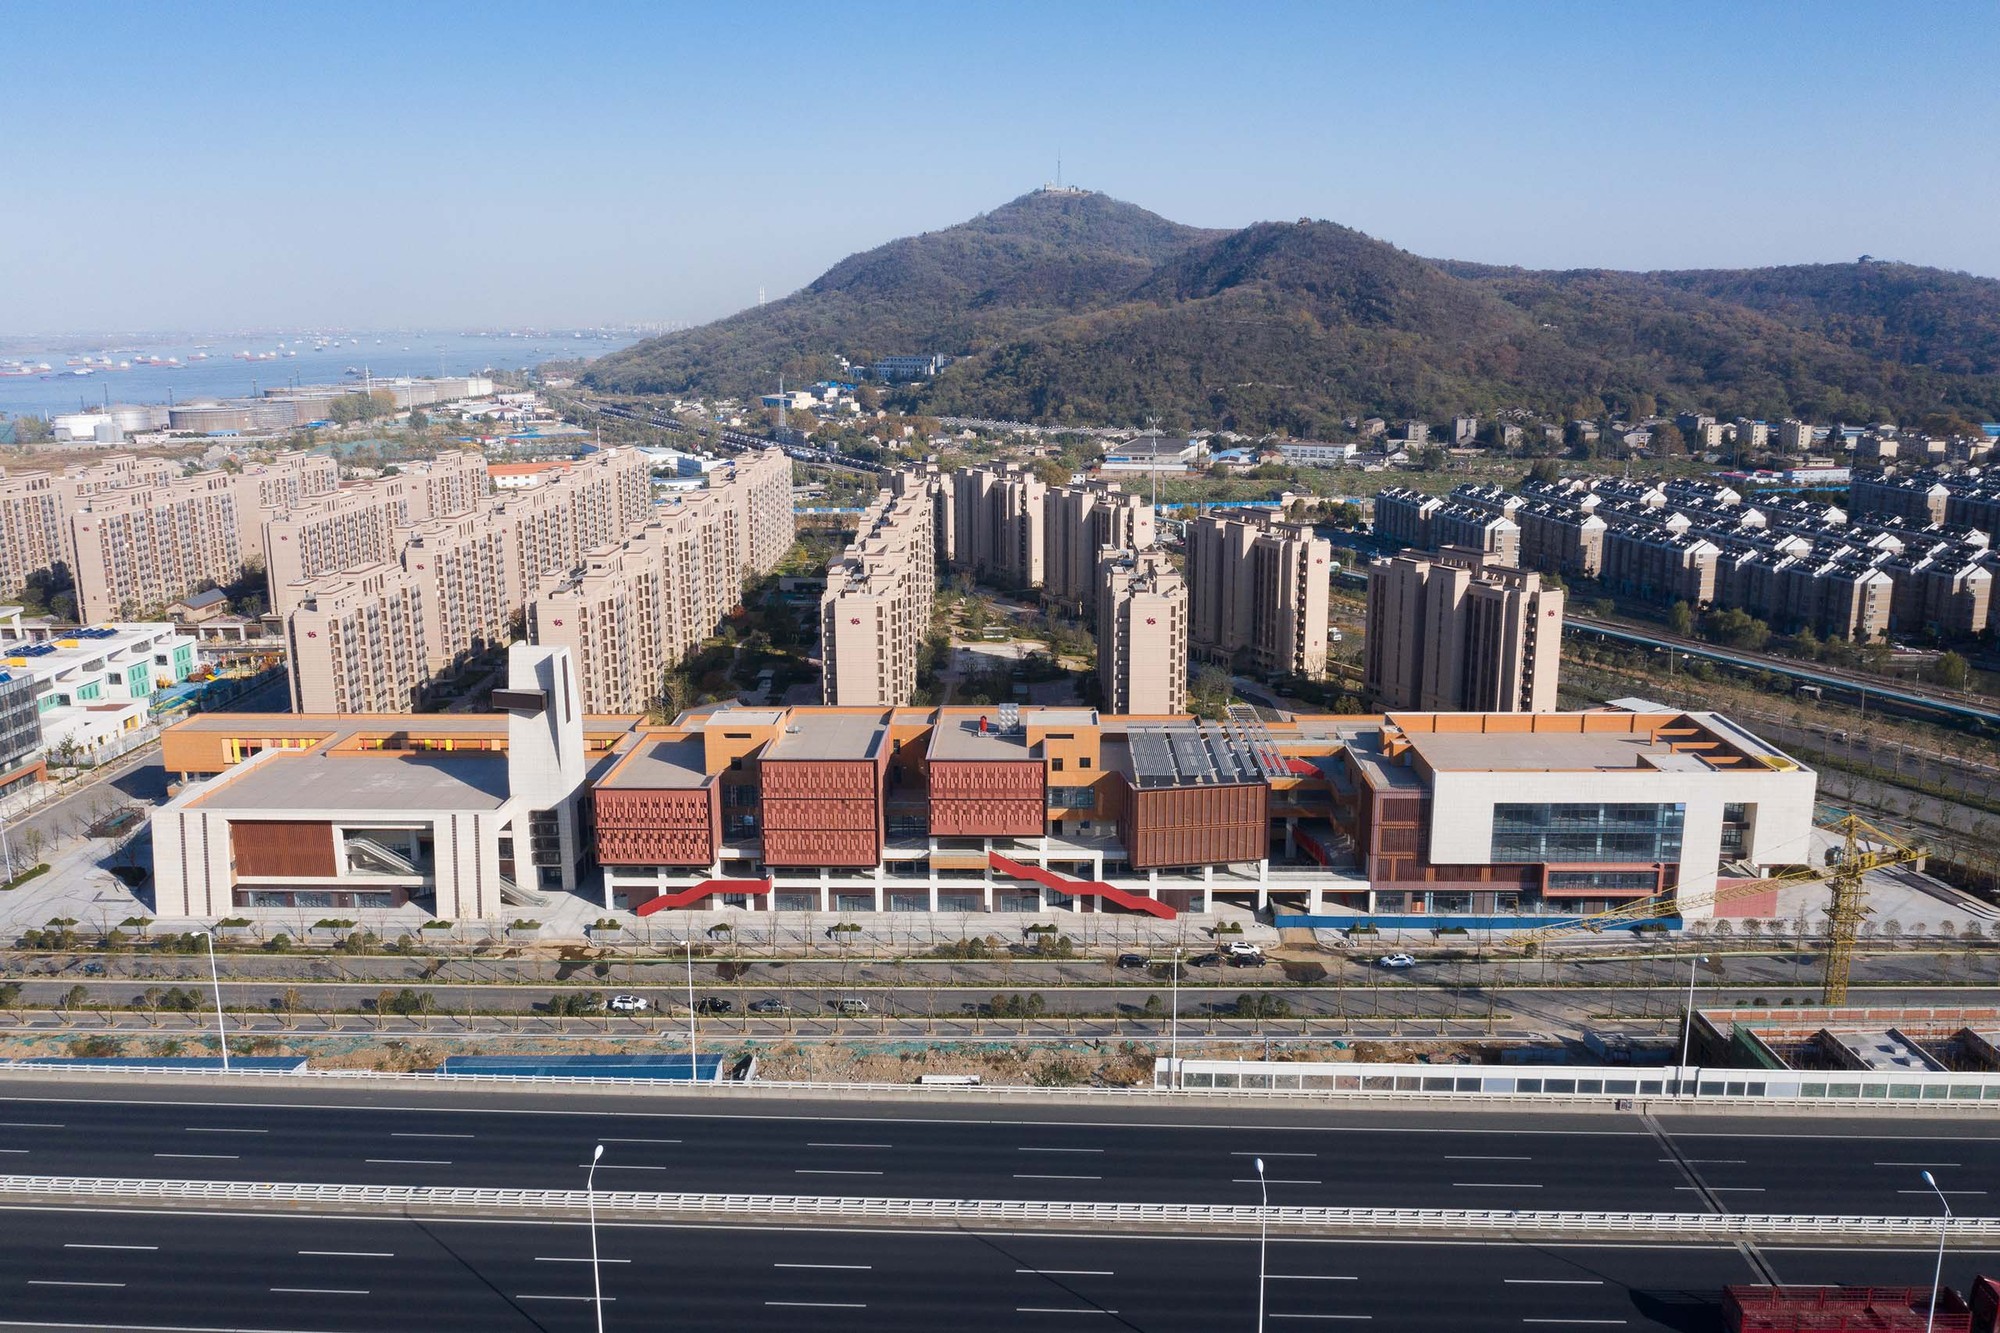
5,1 -> 1997,331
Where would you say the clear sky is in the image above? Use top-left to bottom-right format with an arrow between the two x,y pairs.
6,0 -> 1997,333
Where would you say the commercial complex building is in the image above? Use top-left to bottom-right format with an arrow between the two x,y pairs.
155,701 -> 1816,925
951,463 -> 1045,590
154,645 -> 599,917
819,476 -> 938,707
1097,548 -> 1188,715
286,448 -> 789,715
1366,547 -> 1563,713
1185,509 -> 1331,679
1044,481 -> 1155,616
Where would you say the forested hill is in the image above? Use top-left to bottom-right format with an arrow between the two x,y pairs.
587,190 -> 2000,433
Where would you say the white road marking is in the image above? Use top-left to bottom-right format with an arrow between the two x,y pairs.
1269,1274 -> 1358,1281
1234,1177 -> 1320,1185
29,1280 -> 126,1288
518,1295 -> 617,1302
1019,1146 -> 1105,1154
1445,1155 -> 1531,1161
185,1128 -> 266,1135
269,1289 -> 368,1297
1018,1269 -> 1113,1277
1233,1151 -> 1316,1158
795,1168 -> 883,1175
391,1132 -> 474,1140
600,1137 -> 680,1144
535,1257 -> 632,1264
1674,1186 -> 1765,1193
809,1141 -> 892,1149
299,1251 -> 393,1258
768,1301 -> 868,1309
1899,1188 -> 1987,1196
776,1263 -> 873,1270
1453,1182 -> 1543,1189
0,1122 -> 64,1129
1015,1173 -> 1102,1180
1666,1159 -> 1746,1165
1877,1161 -> 1960,1168
1016,1308 -> 1117,1315
0,1149 -> 27,1154
1506,1279 -> 1605,1285
364,1158 -> 451,1165
1270,1316 -> 1371,1322
1522,1321 -> 1626,1326
65,1244 -> 158,1251
586,1163 -> 666,1171
153,1153 -> 238,1160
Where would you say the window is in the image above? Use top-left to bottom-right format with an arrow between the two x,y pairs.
1050,758 -> 1064,772
1491,803 -> 1684,864
1545,870 -> 1658,892
1720,802 -> 1754,859
1080,757 -> 1092,770
1047,786 -> 1096,810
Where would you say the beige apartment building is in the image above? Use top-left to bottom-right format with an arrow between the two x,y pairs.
821,472 -> 939,707
285,448 -> 789,717
1365,546 -> 1563,713
264,452 -> 491,614
534,452 -> 793,714
892,462 -> 955,571
1185,509 -> 1330,679
1045,480 -> 1155,616
952,463 -> 1045,590
287,564 -> 431,713
0,454 -> 183,598
1097,547 -> 1187,714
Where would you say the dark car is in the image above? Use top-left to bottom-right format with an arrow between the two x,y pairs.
695,997 -> 734,1014
747,997 -> 790,1015
1115,953 -> 1149,969
1189,953 -> 1223,968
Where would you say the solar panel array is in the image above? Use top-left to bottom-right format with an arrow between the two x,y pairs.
1128,721 -> 1283,789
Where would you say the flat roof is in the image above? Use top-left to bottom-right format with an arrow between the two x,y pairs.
929,715 -> 1031,761
192,751 -> 509,813
1406,729 -> 1713,774
1125,723 -> 1279,789
600,735 -> 710,789
767,711 -> 887,761
1822,1028 -> 1946,1073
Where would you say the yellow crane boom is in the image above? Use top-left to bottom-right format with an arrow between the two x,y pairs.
1520,813 -> 1922,1002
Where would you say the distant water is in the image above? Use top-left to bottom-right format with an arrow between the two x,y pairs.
0,330 -> 643,423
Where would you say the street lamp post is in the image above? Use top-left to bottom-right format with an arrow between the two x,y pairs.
203,930 -> 229,1073
588,1143 -> 606,1333
1170,946 -> 1183,1090
1254,1156 -> 1269,1333
1923,1170 -> 1952,1333
1679,953 -> 1708,1098
679,938 -> 697,1080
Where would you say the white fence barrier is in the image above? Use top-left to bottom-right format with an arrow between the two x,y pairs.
1,1174 -> 1993,1242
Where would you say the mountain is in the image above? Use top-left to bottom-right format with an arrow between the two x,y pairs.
586,190 -> 1223,398
587,191 -> 2000,432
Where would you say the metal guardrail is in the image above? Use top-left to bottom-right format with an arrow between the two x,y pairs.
0,1174 -> 1991,1241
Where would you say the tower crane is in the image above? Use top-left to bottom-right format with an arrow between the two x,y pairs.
1519,812 -> 1923,1003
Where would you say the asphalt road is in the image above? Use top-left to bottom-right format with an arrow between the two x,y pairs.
16,1206 -> 1992,1333
0,1083 -> 1994,1219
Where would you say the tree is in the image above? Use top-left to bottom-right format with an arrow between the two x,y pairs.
1935,651 -> 1971,690
1667,601 -> 1694,637
1650,422 -> 1686,456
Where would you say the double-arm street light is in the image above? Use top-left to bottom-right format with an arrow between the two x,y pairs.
202,929 -> 229,1072
588,1143 -> 606,1333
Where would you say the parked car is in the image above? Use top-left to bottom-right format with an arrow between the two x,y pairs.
1377,953 -> 1417,969
695,997 -> 733,1014
832,997 -> 871,1015
747,997 -> 790,1015
1223,940 -> 1264,959
1115,953 -> 1150,969
608,994 -> 648,1012
1188,952 -> 1222,968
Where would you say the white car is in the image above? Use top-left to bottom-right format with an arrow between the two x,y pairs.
608,994 -> 649,1012
1376,954 -> 1417,969
1223,940 -> 1264,958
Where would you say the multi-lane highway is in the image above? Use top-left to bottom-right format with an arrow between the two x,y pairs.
8,1207 -> 1994,1333
2,1082 -> 1992,1330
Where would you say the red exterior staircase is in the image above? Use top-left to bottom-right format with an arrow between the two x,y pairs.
633,879 -> 773,915
987,852 -> 1176,919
